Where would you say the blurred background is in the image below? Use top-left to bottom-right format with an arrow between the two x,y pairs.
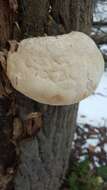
78,0 -> 107,128
68,1 -> 107,189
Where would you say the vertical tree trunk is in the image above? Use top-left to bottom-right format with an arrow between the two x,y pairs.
0,1 -> 13,48
0,0 -> 93,190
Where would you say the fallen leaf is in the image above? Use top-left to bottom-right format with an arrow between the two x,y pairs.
13,117 -> 24,140
88,145 -> 95,153
26,112 -> 43,136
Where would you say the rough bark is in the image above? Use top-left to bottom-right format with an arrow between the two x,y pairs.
70,0 -> 93,34
18,0 -> 49,38
15,103 -> 78,190
0,0 -> 92,190
0,1 -> 11,47
79,0 -> 93,34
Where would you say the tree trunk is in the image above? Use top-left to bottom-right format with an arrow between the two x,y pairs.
0,0 -> 92,190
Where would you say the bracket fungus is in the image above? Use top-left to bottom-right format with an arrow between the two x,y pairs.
7,32 -> 104,105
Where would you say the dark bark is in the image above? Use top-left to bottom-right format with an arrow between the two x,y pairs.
18,0 -> 49,38
50,0 -> 71,32
0,0 -> 92,190
70,0 -> 93,34
0,0 -> 17,48
79,0 -> 93,34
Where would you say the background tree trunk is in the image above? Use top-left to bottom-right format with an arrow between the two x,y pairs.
0,0 -> 93,190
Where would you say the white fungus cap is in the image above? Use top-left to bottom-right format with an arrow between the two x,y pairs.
7,32 -> 104,105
